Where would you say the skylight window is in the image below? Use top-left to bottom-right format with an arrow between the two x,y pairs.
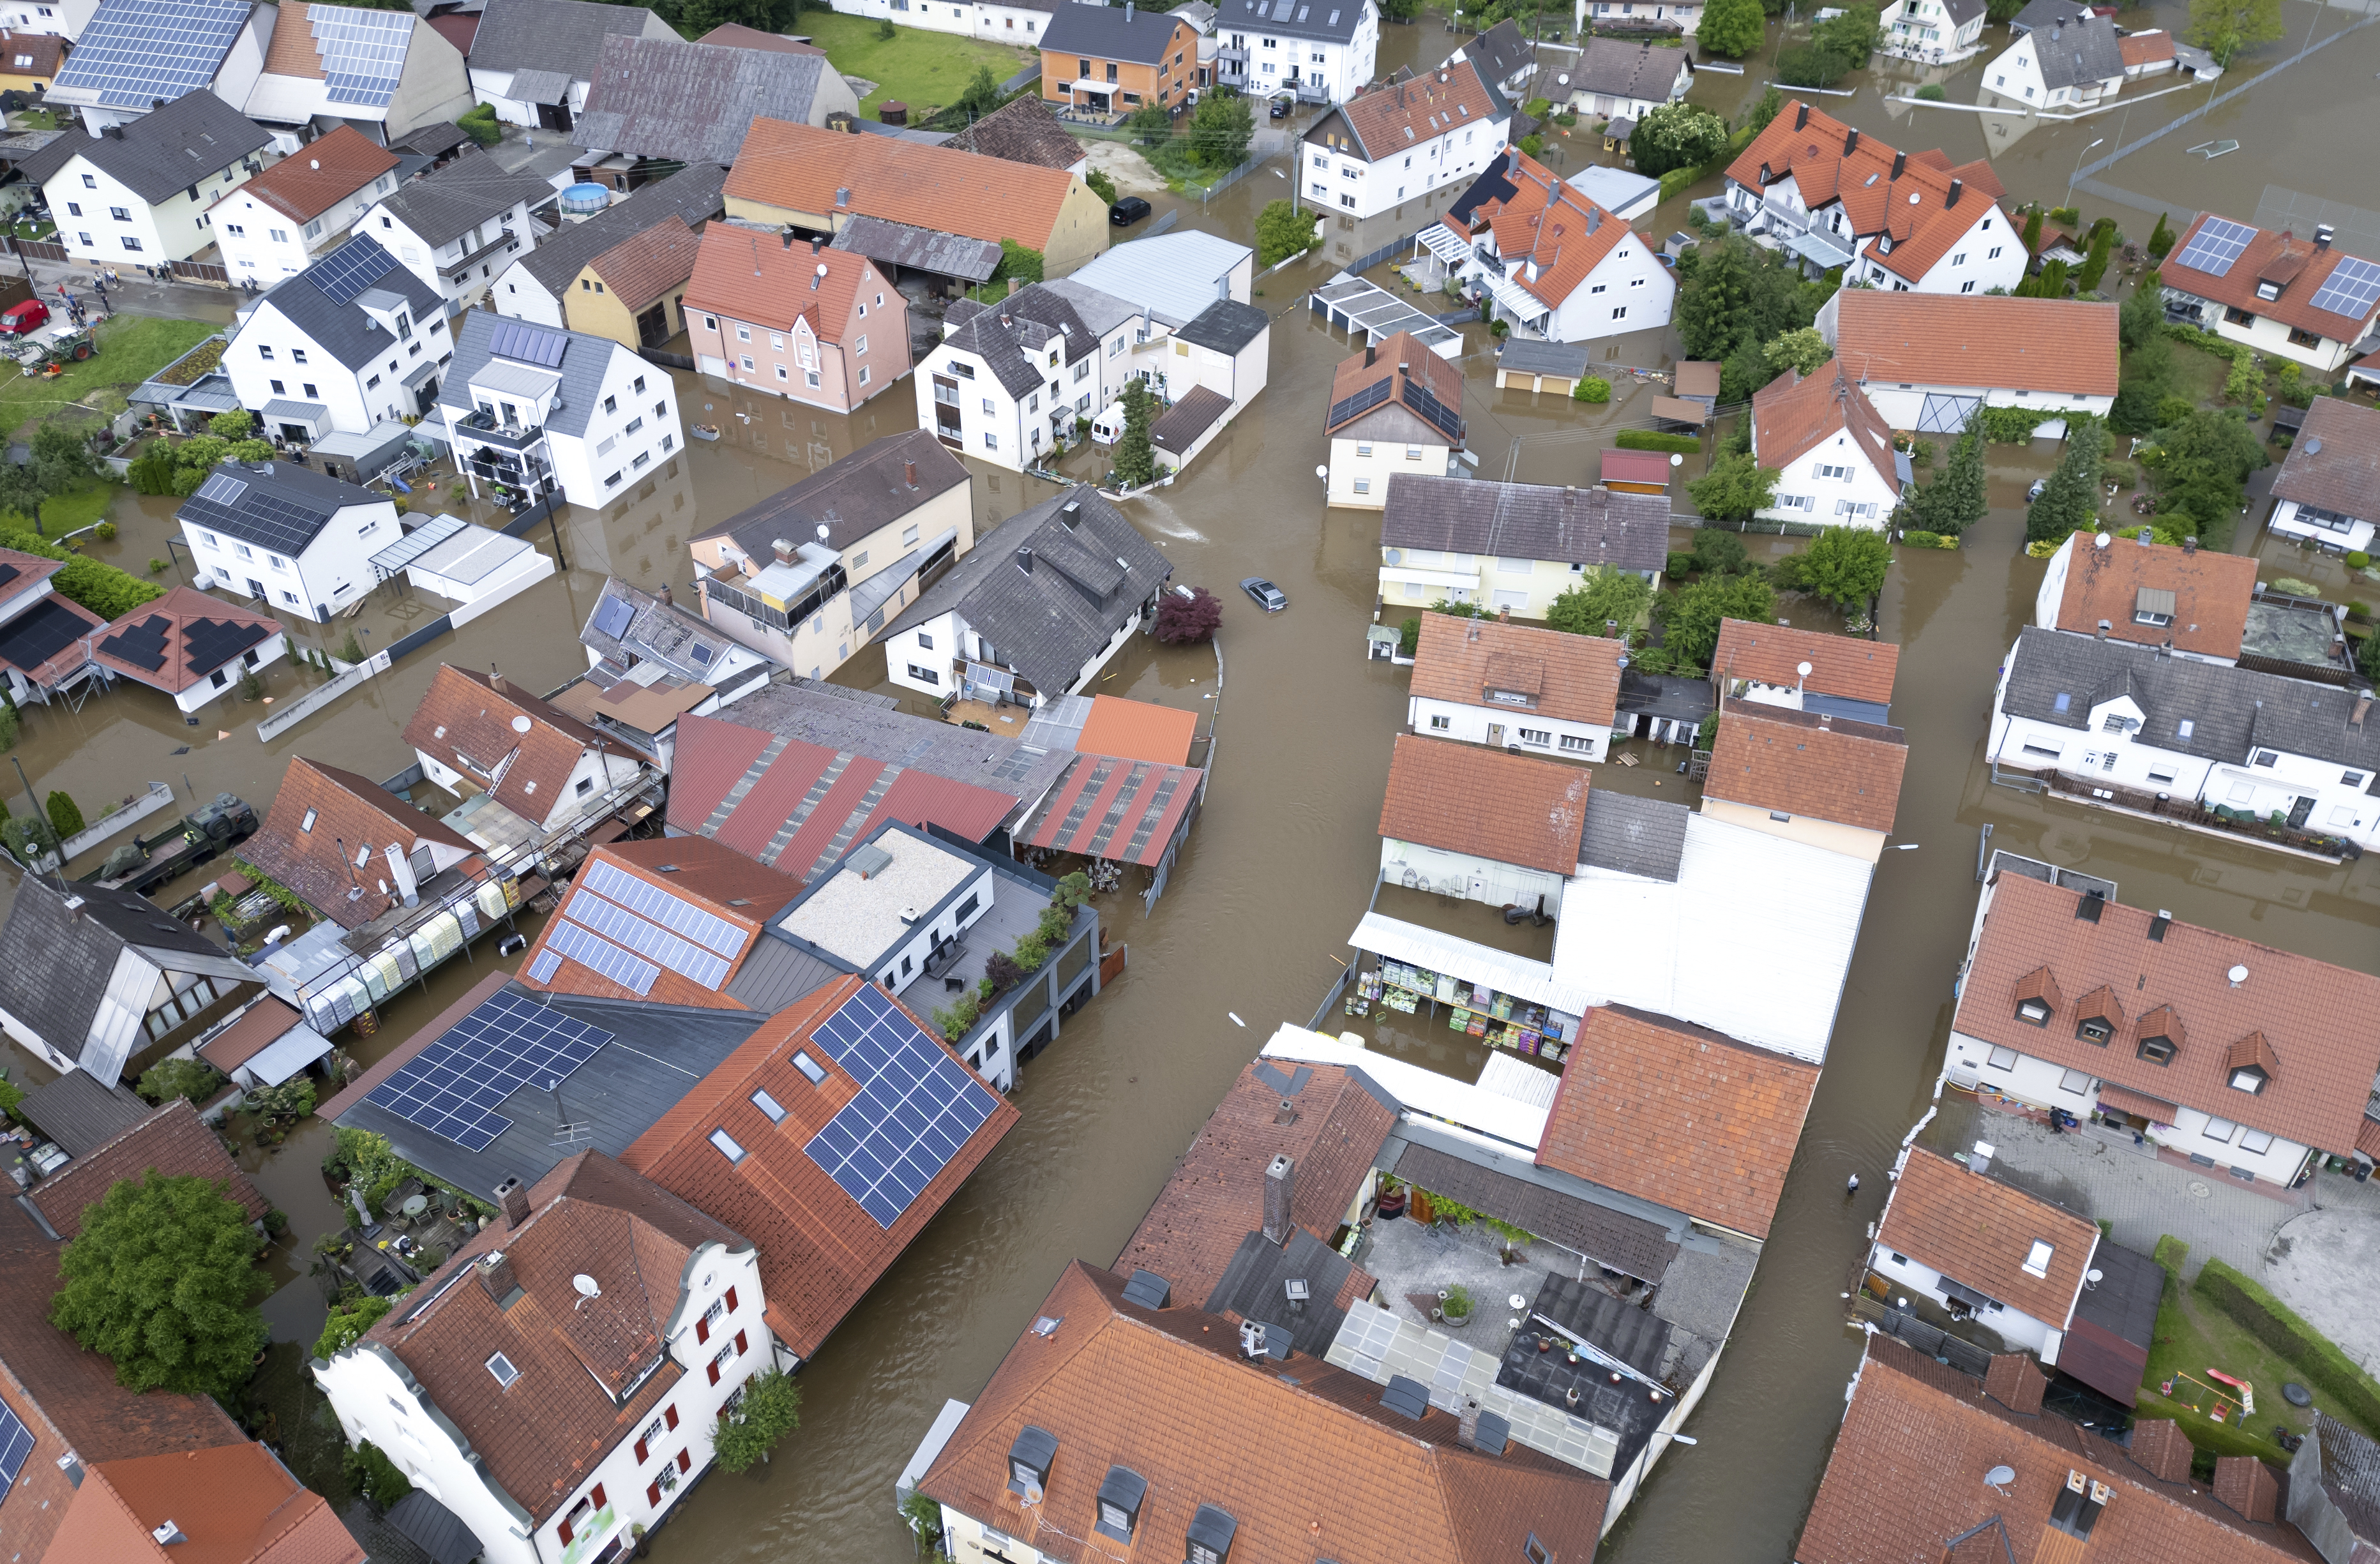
751,1088 -> 786,1124
792,1050 -> 827,1086
301,808 -> 317,832
2177,719 -> 2195,739
709,1127 -> 746,1164
486,1352 -> 520,1387
2052,693 -> 2072,714
2022,1240 -> 2054,1277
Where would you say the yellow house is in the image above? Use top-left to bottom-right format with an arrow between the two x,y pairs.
1699,705 -> 1905,864
562,213 -> 700,350
0,31 -> 66,96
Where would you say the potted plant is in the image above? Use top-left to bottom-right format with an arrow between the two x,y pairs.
1441,1286 -> 1473,1327
1374,1178 -> 1406,1221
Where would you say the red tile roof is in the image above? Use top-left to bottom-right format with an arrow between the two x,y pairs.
1712,619 -> 1899,705
1537,1006 -> 1819,1240
2049,531 -> 2257,657
1013,751 -> 1202,867
1599,448 -> 1674,488
725,117 -> 1087,252
2120,29 -> 2177,64
1704,704 -> 1907,834
1877,1147 -> 2098,1326
237,125 -> 400,223
27,1099 -> 269,1240
198,996 -> 303,1073
622,975 -> 1019,1358
1754,359 -> 1902,494
585,213 -> 701,314
1074,694 -> 1197,766
1832,288 -> 2120,398
518,837 -> 785,1008
2164,214 -> 2380,345
1327,331 -> 1466,439
245,757 -> 480,929
1954,871 -> 2380,1151
1461,149 -> 1648,310
402,665 -> 608,825
1319,58 -> 1503,165
682,221 -> 889,338
47,1441 -> 362,1564
0,32 -> 66,80
1379,734 -> 1589,875
0,544 -> 64,615
1409,612 -> 1623,728
90,585 -> 283,695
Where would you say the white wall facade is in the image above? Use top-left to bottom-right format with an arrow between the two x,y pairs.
45,141 -> 260,266
1857,377 -> 2111,433
228,297 -> 455,438
1330,433 -> 1452,507
2269,497 -> 2377,554
213,167 -> 401,283
492,260 -> 569,327
1578,1 -> 1704,35
1542,237 -> 1676,343
1225,6 -> 1378,103
183,497 -> 394,623
1756,427 -> 1899,529
1412,693 -> 1611,762
1304,112 -> 1509,221
0,0 -> 96,40
176,628 -> 289,712
1562,55 -> 1691,121
369,197 -> 540,310
469,65 -> 596,130
1855,206 -> 2024,296
2173,290 -> 2379,374
1867,1242 -> 2065,1358
1380,838 -> 1570,915
885,608 -> 963,700
830,0 -> 1065,45
1982,36 -> 2120,110
1878,0 -> 1985,60
450,347 -> 680,509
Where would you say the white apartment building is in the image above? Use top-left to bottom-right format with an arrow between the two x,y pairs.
27,91 -> 269,266
1300,59 -> 1508,221
919,282 -> 1143,473
439,311 -> 682,510
364,151 -> 552,309
209,125 -> 402,283
176,458 -> 396,624
1211,0 -> 1377,103
226,232 -> 452,440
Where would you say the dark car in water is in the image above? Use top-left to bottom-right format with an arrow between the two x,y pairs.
1110,196 -> 1152,227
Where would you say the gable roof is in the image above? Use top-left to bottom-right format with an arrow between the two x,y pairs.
1878,1147 -> 2097,1326
436,308 -> 629,442
1327,330 -> 1465,442
1955,869 -> 2380,1152
1457,149 -> 1644,310
402,665 -> 605,822
938,283 -> 1108,398
1381,473 -> 1670,573
1175,297 -> 1270,356
1039,1 -> 1190,62
1570,36 -> 1687,100
0,544 -> 64,618
947,94 -> 1087,173
46,1441 -> 360,1564
2050,532 -> 2257,657
1704,703 -> 1908,834
1537,1005 -> 1818,1240
28,1098 -> 270,1240
1064,230 -> 1253,329
2163,214 -> 2380,345
517,837 -> 785,1008
1378,733 -> 1589,874
0,32 -> 66,79
232,124 -> 398,223
1216,0 -> 1367,43
48,0 -> 258,112
696,428 -> 968,558
725,117 -> 1083,253
1074,693 -> 1198,766
1753,360 -> 1902,495
90,585 -> 281,695
246,232 -> 442,373
1832,287 -> 2120,397
1315,58 -> 1506,165
0,873 -> 243,1071
2019,13 -> 2127,87
177,456 -> 384,555
2271,395 -> 2380,520
571,34 -> 832,163
1460,17 -> 1537,86
880,484 -> 1172,698
1712,619 -> 1899,705
1410,612 -> 1623,727
622,976 -> 1019,1358
583,212 -> 700,314
511,162 -> 728,297
244,756 -> 479,929
681,221 -> 884,338
693,22 -> 824,54
17,1068 -> 151,1156
370,147 -> 555,248
465,0 -> 672,80
26,88 -> 271,205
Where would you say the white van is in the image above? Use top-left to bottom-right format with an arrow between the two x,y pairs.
1090,400 -> 1127,444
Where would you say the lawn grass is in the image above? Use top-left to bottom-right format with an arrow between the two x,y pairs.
2139,1268 -> 2310,1466
6,481 -> 117,538
800,13 -> 1033,117
0,313 -> 218,437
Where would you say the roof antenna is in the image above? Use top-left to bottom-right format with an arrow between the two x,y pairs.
333,836 -> 365,901
572,1273 -> 601,1309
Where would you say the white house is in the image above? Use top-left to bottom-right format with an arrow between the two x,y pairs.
23,90 -> 270,266
0,0 -> 96,40
1326,331 -> 1466,508
242,1 -> 475,146
1378,473 -> 1669,617
438,310 -> 683,511
1870,1145 -> 2100,1364
1378,733 -> 1586,917
1988,624 -> 2380,850
1147,297 -> 1270,473
1210,0 -> 1378,103
1819,289 -> 2119,431
825,0 -> 1072,49
312,1153 -> 772,1564
177,458 -> 396,624
1441,149 -> 1675,343
1299,58 -> 1509,222
1406,611 -> 1625,762
1449,18 -> 1539,97
226,232 -> 451,442
1751,361 -> 1906,529
88,585 -> 289,714
919,282 -> 1143,473
1878,0 -> 1986,63
1945,867 -> 2380,1189
1981,14 -> 2126,111
209,124 -> 402,283
1561,36 -> 1691,123
45,0 -> 273,131
463,0 -> 677,130
403,664 -> 646,833
2160,214 -> 2380,375
2268,398 -> 2380,554
364,149 -> 554,309
1578,0 -> 1705,37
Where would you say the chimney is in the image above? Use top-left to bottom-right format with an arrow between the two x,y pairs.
495,1176 -> 530,1231
1364,342 -> 1376,368
477,1251 -> 521,1305
1496,605 -> 1510,623
2148,909 -> 2172,942
1890,151 -> 1905,179
2316,223 -> 2335,252
1843,128 -> 1858,156
834,186 -> 850,206
2095,619 -> 2111,640
904,460 -> 918,488
151,1521 -> 186,1546
771,537 -> 795,564
2213,1455 -> 2280,1523
1947,177 -> 1962,209
1016,546 -> 1034,574
2129,1419 -> 2194,1484
1007,277 -> 1022,297
656,583 -> 674,607
2354,691 -> 2372,728
1262,1154 -> 1294,1246
1124,0 -> 1133,16
2181,536 -> 2197,553
383,842 -> 419,908
1969,1140 -> 1996,1177
1457,1397 -> 1484,1448
1794,103 -> 1809,131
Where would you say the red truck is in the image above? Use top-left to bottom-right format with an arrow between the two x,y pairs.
0,298 -> 49,339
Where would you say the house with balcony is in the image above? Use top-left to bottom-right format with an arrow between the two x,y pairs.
1877,0 -> 1985,62
364,148 -> 555,309
1438,147 -> 1675,343
919,282 -> 1141,472
1039,3 -> 1198,120
691,429 -> 972,681
1379,472 -> 1668,614
243,1 -> 474,147
1751,360 -> 1906,530
19,88 -> 271,267
463,0 -> 676,130
1327,333 -> 1466,508
2267,396 -> 2380,553
209,124 -> 401,284
1300,61 -> 1508,222
1980,13 -> 2127,112
1209,0 -> 1376,103
551,578 -> 777,769
1407,611 -> 1625,761
225,232 -> 450,440
176,458 -> 397,622
2159,215 -> 2380,375
403,665 -> 647,835
1944,869 -> 2380,1189
685,227 -> 907,413
437,310 -> 683,510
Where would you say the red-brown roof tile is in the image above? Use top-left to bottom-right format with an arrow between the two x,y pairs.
0,32 -> 67,79
683,221 -> 890,338
1466,149 -> 1644,310
1833,288 -> 2120,398
1378,733 -> 1590,874
245,757 -> 480,929
1073,694 -> 1197,766
518,837 -> 785,1009
1409,612 -> 1623,728
1753,359 -> 1902,492
1704,704 -> 1907,834
402,665 -> 608,825
586,213 -> 702,314
1320,58 -> 1502,165
2165,214 -> 2380,345
2120,29 -> 2177,65
236,125 -> 399,223
725,117 -> 1086,252
1712,618 -> 1900,705
2270,395 -> 2380,520
2049,531 -> 2257,657
1536,1005 -> 1819,1240
90,585 -> 283,695
947,94 -> 1087,173
1878,1148 -> 2098,1327
28,1099 -> 269,1240
199,996 -> 303,1074
1327,330 -> 1466,439
47,1441 -> 363,1564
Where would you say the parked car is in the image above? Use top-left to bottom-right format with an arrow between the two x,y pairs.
0,298 -> 49,339
1269,94 -> 1293,120
1110,196 -> 1152,227
1240,576 -> 1288,612
2027,479 -> 2047,502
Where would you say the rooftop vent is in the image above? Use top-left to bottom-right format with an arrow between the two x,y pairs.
848,842 -> 894,879
2148,909 -> 2171,942
2075,889 -> 2104,922
897,906 -> 921,925
1380,1374 -> 1431,1420
1794,102 -> 1809,130
1239,1318 -> 1291,1361
1262,1154 -> 1295,1247
1120,1268 -> 1171,1309
151,1521 -> 186,1546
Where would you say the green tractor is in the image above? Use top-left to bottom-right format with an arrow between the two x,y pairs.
13,324 -> 96,378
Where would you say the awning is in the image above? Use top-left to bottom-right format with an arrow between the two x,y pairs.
1015,751 -> 1203,866
1480,268 -> 1549,325
238,1021 -> 334,1087
1349,912 -> 1594,1018
1782,229 -> 1855,270
402,357 -> 440,389
2135,587 -> 2177,618
1415,223 -> 1473,265
370,511 -> 469,578
261,398 -> 329,425
1651,395 -> 1708,426
470,359 -> 560,399
2095,1083 -> 2180,1122
1378,566 -> 1479,590
506,68 -> 571,105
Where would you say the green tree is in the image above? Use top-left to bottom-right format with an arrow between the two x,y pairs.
1185,90 -> 1253,169
710,1369 -> 802,1473
1659,573 -> 1777,670
1763,327 -> 1832,377
2183,0 -> 2282,62
29,425 -> 96,502
2075,225 -> 2114,292
313,1295 -> 393,1361
1085,167 -> 1118,206
50,1173 -> 266,1397
1697,0 -> 1766,57
992,239 -> 1043,288
2146,212 -> 2174,260
2020,207 -> 2044,256
1689,528 -> 1754,576
1719,331 -> 1776,404
1899,414 -> 1987,534
44,788 -> 81,839
208,408 -> 255,440
1744,85 -> 1784,135
1686,450 -> 1780,525
1546,569 -> 1653,637
0,463 -> 47,533
137,1057 -> 227,1106
2026,418 -> 2110,542
342,1440 -> 412,1508
1676,239 -> 1755,359
1255,198 -> 1316,266
1124,103 -> 1171,149
2119,267 -> 2164,349
2109,330 -> 2176,434
958,64 -> 1003,118
1113,379 -> 1156,488
1627,101 -> 1728,177
1379,0 -> 1420,17
1793,525 -> 1892,611
1811,3 -> 1881,64
2148,407 -> 2266,538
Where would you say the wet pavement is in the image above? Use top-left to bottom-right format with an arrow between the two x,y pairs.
0,6 -> 2374,1560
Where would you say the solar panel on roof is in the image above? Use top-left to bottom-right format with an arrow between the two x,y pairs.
2170,216 -> 2256,278
309,234 -> 401,306
1325,375 -> 1391,429
0,1401 -> 29,1502
2308,254 -> 2380,322
584,859 -> 751,958
591,593 -> 635,642
98,614 -> 169,672
0,597 -> 95,675
561,889 -> 733,989
363,989 -> 611,1152
802,985 -> 995,1228
183,615 -> 268,673
179,481 -> 336,557
195,471 -> 247,506
528,949 -> 561,984
1401,379 -> 1463,441
52,0 -> 252,109
546,917 -> 660,995
489,319 -> 568,368
315,6 -> 410,108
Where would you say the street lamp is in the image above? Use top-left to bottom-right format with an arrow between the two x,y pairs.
2065,138 -> 2104,209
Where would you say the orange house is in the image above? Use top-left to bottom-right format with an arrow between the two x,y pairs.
683,227 -> 908,413
1039,4 -> 1198,119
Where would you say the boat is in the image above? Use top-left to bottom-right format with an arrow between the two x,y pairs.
2185,139 -> 2240,158
690,423 -> 721,440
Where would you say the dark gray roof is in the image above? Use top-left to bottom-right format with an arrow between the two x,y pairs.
721,927 -> 847,1014
938,285 -> 1102,399
2271,397 -> 2380,521
2028,15 -> 2127,89
2003,624 -> 2380,772
1497,338 -> 1593,379
1578,790 -> 1689,882
512,162 -> 727,296
22,92 -> 271,205
437,310 -> 622,440
2312,1413 -> 2380,1544
250,232 -> 443,373
1175,298 -> 1269,356
1569,37 -> 1689,102
1203,1226 -> 1356,1359
370,148 -> 554,248
380,1492 -> 478,1564
714,684 -> 1075,811
2068,1237 -> 2161,1351
2008,0 -> 2095,33
1150,386 -> 1229,455
177,458 -> 379,553
1040,3 -> 1187,63
326,981 -> 766,1198
466,0 -> 671,80
880,485 -> 1175,699
1939,0 -> 1986,25
1383,1138 -> 1680,1284
1616,668 -> 1714,723
829,214 -> 1003,284
695,428 -> 969,557
17,1069 -> 151,1158
1461,19 -> 1536,87
1219,0 -> 1364,44
389,120 -> 470,161
1380,474 -> 1670,574
569,34 -> 832,163
0,875 -> 230,1073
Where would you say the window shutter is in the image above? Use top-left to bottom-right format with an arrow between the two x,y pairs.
696,1317 -> 709,1344
665,1406 -> 679,1431
725,1286 -> 738,1312
647,1482 -> 662,1508
677,1450 -> 691,1474
734,1330 -> 748,1355
635,1437 -> 650,1463
708,1360 -> 721,1385
559,1521 -> 575,1546
592,1485 -> 605,1509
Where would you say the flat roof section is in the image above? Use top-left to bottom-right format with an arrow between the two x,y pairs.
1310,273 -> 1463,357
776,829 -> 977,968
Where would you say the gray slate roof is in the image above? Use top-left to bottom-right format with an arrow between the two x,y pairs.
1040,3 -> 1187,64
465,0 -> 672,82
828,214 -> 1003,284
939,285 -> 1101,399
1498,338 -> 1593,379
2002,624 -> 2380,774
2008,0 -> 2096,33
438,309 -> 623,440
1380,474 -> 1670,574
1037,277 -> 1143,340
178,457 -> 380,553
1219,0 -> 1365,44
512,161 -> 727,296
251,232 -> 444,373
1461,19 -> 1535,88
1569,37 -> 1689,102
370,148 -> 554,248
723,927 -> 846,1014
2026,15 -> 2127,87
569,34 -> 832,163
880,484 -> 1174,699
695,428 -> 968,557
1578,790 -> 1690,882
0,875 -> 231,1073
21,92 -> 271,205
17,1069 -> 150,1158
1175,297 -> 1269,356
2271,396 -> 2380,521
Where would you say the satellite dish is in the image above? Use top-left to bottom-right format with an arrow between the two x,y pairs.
2227,964 -> 2250,986
1985,1464 -> 2016,1492
2086,1268 -> 2105,1284
1557,73 -> 1569,85
815,262 -> 829,278
572,1274 -> 601,1298
511,714 -> 532,734
1669,452 -> 1683,467
1020,1480 -> 1044,1506
1797,661 -> 1812,678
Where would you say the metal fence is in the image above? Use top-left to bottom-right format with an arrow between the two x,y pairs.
1849,1294 -> 1994,1378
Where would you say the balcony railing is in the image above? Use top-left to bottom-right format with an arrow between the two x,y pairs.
458,407 -> 546,449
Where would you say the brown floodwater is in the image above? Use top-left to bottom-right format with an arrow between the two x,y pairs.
1,8 -> 2373,1558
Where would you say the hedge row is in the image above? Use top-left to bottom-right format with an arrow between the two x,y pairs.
1655,123 -> 1758,204
2194,1256 -> 2380,1433
2162,322 -> 2263,404
1616,429 -> 1700,454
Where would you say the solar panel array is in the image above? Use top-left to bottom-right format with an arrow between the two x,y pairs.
529,949 -> 561,984
561,890 -> 732,989
363,989 -> 611,1152
585,859 -> 751,959
2308,254 -> 2380,322
315,6 -> 410,108
1401,379 -> 1463,441
178,481 -> 336,557
490,319 -> 569,368
184,615 -> 269,673
0,598 -> 102,675
195,472 -> 247,506
592,593 -> 635,642
803,986 -> 995,1228
52,0 -> 252,107
2171,216 -> 2256,278
99,615 -> 170,672
1325,376 -> 1391,430
309,234 -> 401,306
545,917 -> 659,995
0,1400 -> 31,1502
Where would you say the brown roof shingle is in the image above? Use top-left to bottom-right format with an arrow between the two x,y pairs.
244,758 -> 480,929
1954,871 -> 2380,1151
1410,612 -> 1623,728
400,665 -> 608,825
46,1441 -> 363,1564
585,213 -> 701,313
681,220 -> 889,339
2049,531 -> 2257,658
1832,288 -> 2120,398
1711,618 -> 1900,706
1754,359 -> 1902,492
1535,1005 -> 1819,1240
0,32 -> 68,79
198,996 -> 303,1073
1703,704 -> 1907,834
1378,733 -> 1590,875
947,94 -> 1086,174
1876,1148 -> 2098,1326
235,125 -> 400,223
1327,330 -> 1465,439
2270,395 -> 2380,522
725,117 -> 1086,253
28,1099 -> 270,1240
1318,59 -> 1503,165
2165,214 -> 2380,345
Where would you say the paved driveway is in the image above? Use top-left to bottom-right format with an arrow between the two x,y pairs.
2263,1176 -> 2380,1377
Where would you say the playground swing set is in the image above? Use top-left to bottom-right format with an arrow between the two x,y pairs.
2160,1367 -> 2257,1424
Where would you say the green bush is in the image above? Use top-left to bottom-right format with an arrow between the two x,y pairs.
1901,529 -> 1943,548
136,1057 -> 225,1106
1657,166 -> 1694,202
2346,551 -> 2370,569
343,1440 -> 412,1507
0,1076 -> 22,1123
1574,376 -> 1611,403
147,557 -> 167,573
456,103 -> 501,149
1666,550 -> 1694,578
2347,601 -> 2370,621
1522,96 -> 1553,119
2194,1257 -> 2380,1434
0,527 -> 163,618
45,789 -> 82,839
1915,82 -> 1946,100
1085,168 -> 1117,206
1978,405 -> 2049,443
711,1369 -> 802,1473
313,1295 -> 393,1362
1518,133 -> 1544,158
1616,429 -> 1700,454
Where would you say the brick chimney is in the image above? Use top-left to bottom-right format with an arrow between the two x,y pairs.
2128,1418 -> 2195,1484
2213,1455 -> 2279,1523
1262,1154 -> 1295,1246
478,1251 -> 522,1305
495,1176 -> 531,1231
772,537 -> 795,564
904,460 -> 918,488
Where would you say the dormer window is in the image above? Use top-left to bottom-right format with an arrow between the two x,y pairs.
2017,998 -> 2051,1025
1095,1466 -> 1147,1542
2231,1067 -> 2268,1094
1007,1426 -> 1058,1497
2071,985 -> 2120,1044
2138,1034 -> 2176,1064
1186,1503 -> 1238,1564
2257,280 -> 2280,301
2226,1032 -> 2277,1094
2078,1016 -> 2113,1042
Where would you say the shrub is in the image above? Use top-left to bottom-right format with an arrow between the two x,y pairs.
343,1440 -> 412,1508
1255,198 -> 1318,267
1518,133 -> 1544,158
1085,168 -> 1118,206
1574,376 -> 1611,403
2349,551 -> 2372,569
456,103 -> 500,148
147,557 -> 167,573
313,1295 -> 393,1362
983,950 -> 1025,996
2347,601 -> 2370,621
711,1369 -> 802,1473
1666,550 -> 1694,578
1978,405 -> 2049,443
137,1057 -> 225,1106
45,789 -> 82,839
1616,429 -> 1700,454
1915,82 -> 1946,100
1902,529 -> 1943,548
2194,1258 -> 2380,1434
1442,1284 -> 1474,1318
1522,96 -> 1553,119
0,1076 -> 22,1123
1153,586 -> 1222,642
93,521 -> 116,542
1397,616 -> 1420,655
